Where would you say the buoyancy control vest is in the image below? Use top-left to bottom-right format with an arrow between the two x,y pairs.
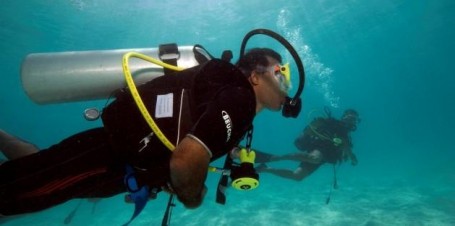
101,59 -> 255,179
101,64 -> 198,184
296,117 -> 352,164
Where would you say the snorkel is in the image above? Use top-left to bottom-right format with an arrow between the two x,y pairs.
239,29 -> 305,118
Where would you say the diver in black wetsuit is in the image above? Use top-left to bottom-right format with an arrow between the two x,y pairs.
256,109 -> 360,181
0,48 -> 291,216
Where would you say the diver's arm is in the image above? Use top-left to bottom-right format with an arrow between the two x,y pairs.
169,136 -> 210,209
262,151 -> 322,164
230,146 -> 277,164
234,147 -> 324,164
349,150 -> 358,165
342,147 -> 358,166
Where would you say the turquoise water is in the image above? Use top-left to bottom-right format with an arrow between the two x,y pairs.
1,0 -> 454,225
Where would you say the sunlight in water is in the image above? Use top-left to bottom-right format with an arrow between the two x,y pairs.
276,8 -> 340,108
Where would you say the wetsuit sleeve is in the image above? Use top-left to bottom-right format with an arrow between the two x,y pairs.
189,86 -> 255,161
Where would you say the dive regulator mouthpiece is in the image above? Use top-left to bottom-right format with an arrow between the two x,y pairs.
282,96 -> 302,118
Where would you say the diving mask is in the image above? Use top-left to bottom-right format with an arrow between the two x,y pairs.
273,63 -> 291,92
341,111 -> 360,131
342,113 -> 361,125
257,63 -> 292,93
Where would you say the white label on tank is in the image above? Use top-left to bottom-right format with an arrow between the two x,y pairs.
155,93 -> 174,118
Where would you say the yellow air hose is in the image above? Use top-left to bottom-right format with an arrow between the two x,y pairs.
122,52 -> 220,172
122,52 -> 183,151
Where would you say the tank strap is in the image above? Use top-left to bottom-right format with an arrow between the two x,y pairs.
215,154 -> 233,205
159,43 -> 180,76
193,44 -> 214,64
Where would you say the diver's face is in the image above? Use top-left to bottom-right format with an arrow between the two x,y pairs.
254,57 -> 287,111
342,113 -> 359,131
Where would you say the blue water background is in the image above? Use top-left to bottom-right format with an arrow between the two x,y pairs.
1,0 -> 454,225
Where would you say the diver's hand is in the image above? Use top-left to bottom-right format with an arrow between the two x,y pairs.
239,148 -> 256,164
350,153 -> 358,166
342,149 -> 358,166
306,150 -> 323,164
176,185 -> 207,209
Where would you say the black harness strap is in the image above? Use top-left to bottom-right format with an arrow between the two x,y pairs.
216,156 -> 232,205
193,44 -> 214,64
159,43 -> 180,76
326,164 -> 339,205
215,126 -> 254,205
162,194 -> 176,226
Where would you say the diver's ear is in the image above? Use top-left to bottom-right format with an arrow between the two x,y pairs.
249,71 -> 260,86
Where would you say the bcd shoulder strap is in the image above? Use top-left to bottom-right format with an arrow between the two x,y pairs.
159,43 -> 179,76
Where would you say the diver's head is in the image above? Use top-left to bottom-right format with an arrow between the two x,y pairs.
236,48 -> 282,78
341,109 -> 360,131
236,48 -> 290,112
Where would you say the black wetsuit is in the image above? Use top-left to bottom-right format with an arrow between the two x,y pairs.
0,59 -> 256,215
293,117 -> 352,172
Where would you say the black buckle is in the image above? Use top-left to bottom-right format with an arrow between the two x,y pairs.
159,43 -> 179,76
159,43 -> 180,61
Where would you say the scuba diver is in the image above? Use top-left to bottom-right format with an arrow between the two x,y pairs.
0,29 -> 307,225
0,48 -> 282,213
255,108 -> 360,181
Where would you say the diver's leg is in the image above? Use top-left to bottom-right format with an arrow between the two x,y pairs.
257,162 -> 321,181
276,152 -> 303,161
254,151 -> 276,163
266,150 -> 323,164
0,128 -> 124,216
258,167 -> 303,180
0,130 -> 39,160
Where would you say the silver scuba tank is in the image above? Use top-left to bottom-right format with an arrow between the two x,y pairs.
21,45 -> 209,104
